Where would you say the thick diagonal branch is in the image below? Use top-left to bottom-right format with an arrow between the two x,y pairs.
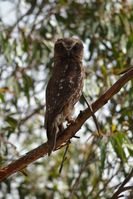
0,68 -> 133,181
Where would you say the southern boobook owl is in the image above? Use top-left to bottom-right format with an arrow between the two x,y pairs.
45,38 -> 84,155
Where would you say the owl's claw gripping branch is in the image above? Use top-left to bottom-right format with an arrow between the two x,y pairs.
66,117 -> 76,125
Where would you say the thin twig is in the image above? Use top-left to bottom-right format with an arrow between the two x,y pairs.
82,93 -> 100,135
111,168 -> 133,199
69,139 -> 94,199
19,104 -> 45,125
59,141 -> 70,174
9,1 -> 37,31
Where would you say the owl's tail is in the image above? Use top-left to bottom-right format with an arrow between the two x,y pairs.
47,126 -> 58,156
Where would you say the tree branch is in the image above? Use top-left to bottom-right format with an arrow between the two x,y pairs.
19,104 -> 45,125
111,168 -> 133,199
0,68 -> 133,181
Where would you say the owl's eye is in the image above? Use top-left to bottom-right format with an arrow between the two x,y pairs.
55,42 -> 65,51
57,39 -> 63,42
72,43 -> 81,51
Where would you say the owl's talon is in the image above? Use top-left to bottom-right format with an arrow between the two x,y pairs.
66,117 -> 75,125
67,120 -> 75,127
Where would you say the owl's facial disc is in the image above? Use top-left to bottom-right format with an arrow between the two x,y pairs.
62,41 -> 77,51
55,38 -> 83,58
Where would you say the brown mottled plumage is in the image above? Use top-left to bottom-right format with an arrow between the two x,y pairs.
45,38 -> 84,155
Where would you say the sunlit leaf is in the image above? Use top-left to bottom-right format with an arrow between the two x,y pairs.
0,93 -> 5,102
22,73 -> 34,103
0,87 -> 10,93
110,132 -> 127,162
5,116 -> 18,129
100,142 -> 107,172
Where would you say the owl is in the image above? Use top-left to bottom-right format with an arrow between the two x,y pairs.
45,38 -> 84,155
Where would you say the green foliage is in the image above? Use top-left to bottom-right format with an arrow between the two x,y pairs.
0,0 -> 133,198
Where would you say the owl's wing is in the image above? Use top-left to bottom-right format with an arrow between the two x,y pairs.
45,69 -> 81,123
45,65 -> 83,155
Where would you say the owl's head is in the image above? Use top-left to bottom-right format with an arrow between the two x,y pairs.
54,38 -> 83,59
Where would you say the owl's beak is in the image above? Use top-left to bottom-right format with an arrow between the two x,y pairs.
66,49 -> 71,56
63,41 -> 77,56
66,44 -> 75,56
